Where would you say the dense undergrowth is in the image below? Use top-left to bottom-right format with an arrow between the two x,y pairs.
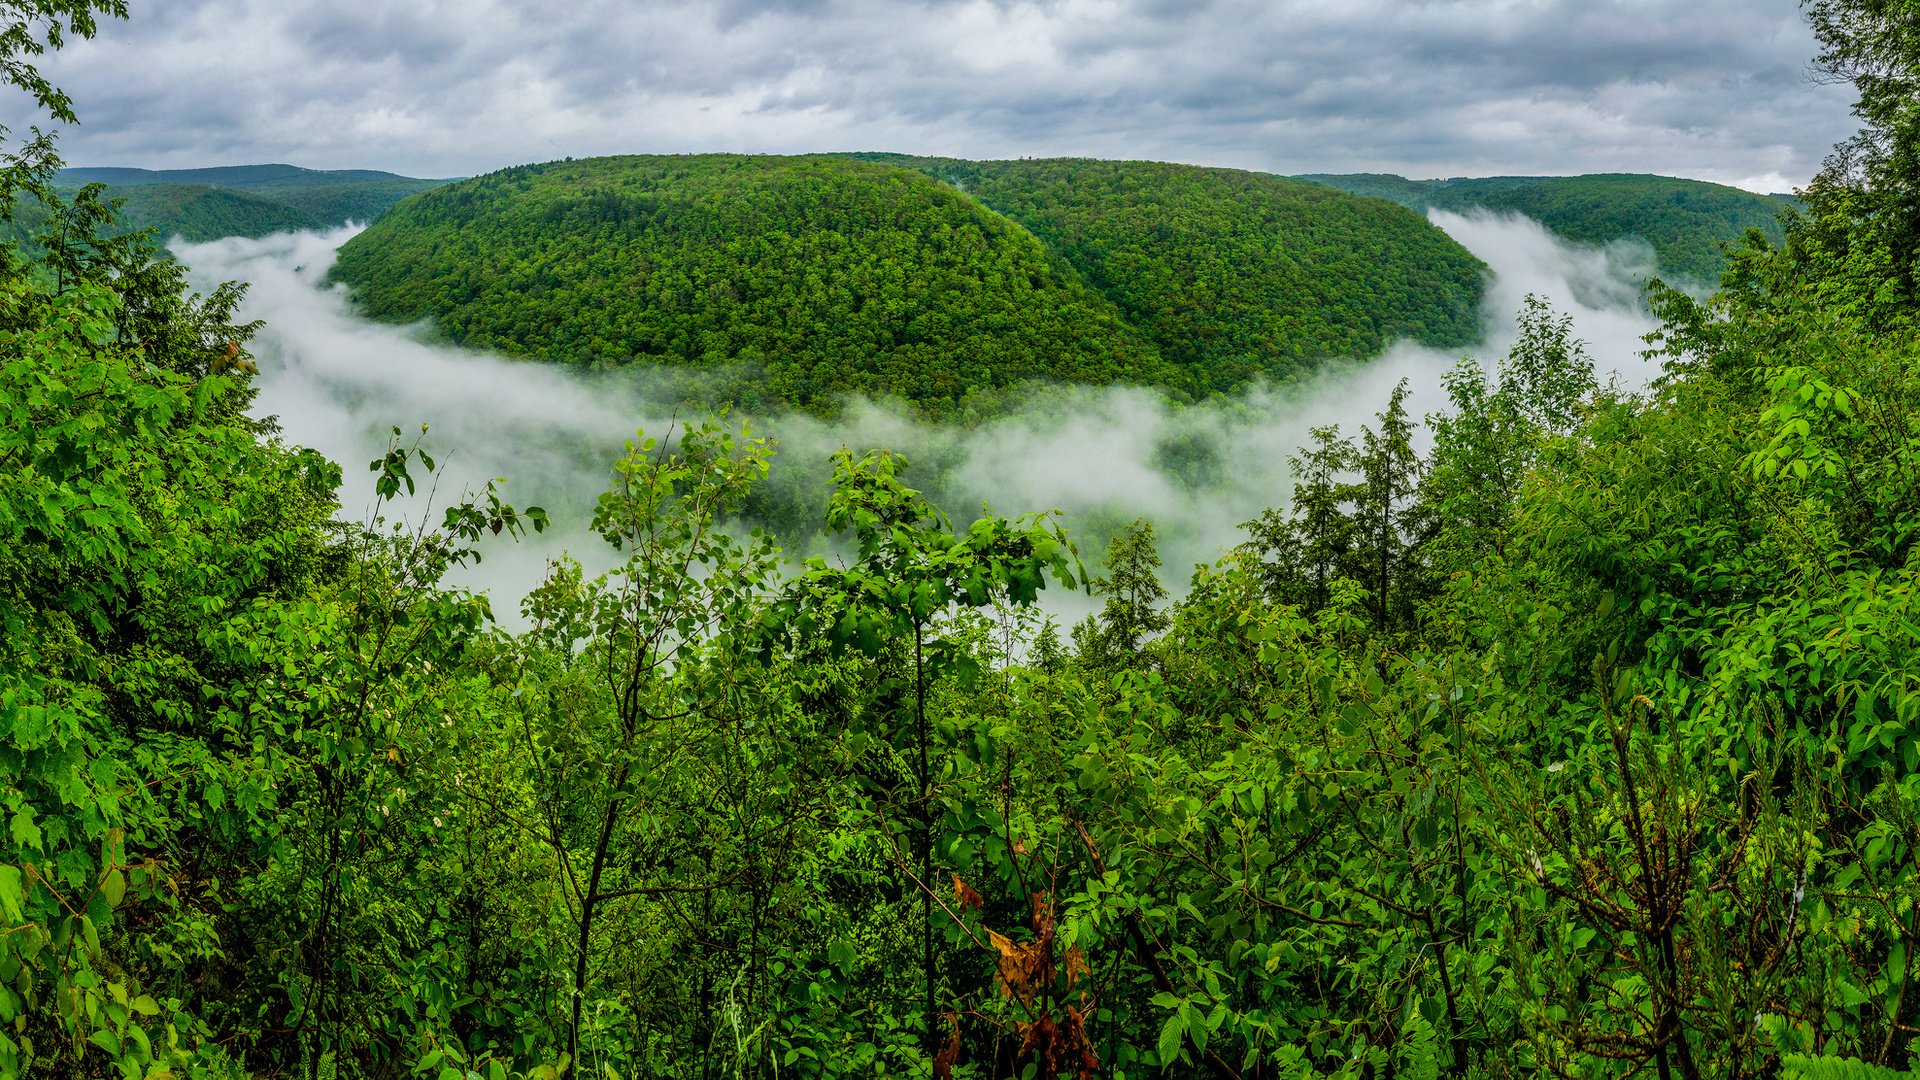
7,2 -> 1920,1079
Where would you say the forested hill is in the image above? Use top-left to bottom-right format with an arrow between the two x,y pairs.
1300,171 -> 1791,281
35,163 -> 453,240
10,182 -> 323,244
57,163 -> 453,223
330,154 -> 1486,411
330,155 -> 1174,411
850,155 -> 1487,393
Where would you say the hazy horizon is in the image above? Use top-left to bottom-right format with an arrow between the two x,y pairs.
54,153 -> 1810,196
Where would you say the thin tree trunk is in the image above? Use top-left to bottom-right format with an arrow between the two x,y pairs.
569,763 -> 630,1074
915,620 -> 935,1054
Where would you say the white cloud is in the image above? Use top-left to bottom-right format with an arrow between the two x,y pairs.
28,0 -> 1856,186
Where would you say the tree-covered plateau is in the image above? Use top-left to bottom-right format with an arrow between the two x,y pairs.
12,1 -> 1920,1078
328,154 -> 1486,413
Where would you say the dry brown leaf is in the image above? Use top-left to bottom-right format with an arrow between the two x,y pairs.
1065,944 -> 1090,988
952,873 -> 985,912
988,928 -> 1047,1007
932,1011 -> 960,1079
1065,1005 -> 1100,1079
1017,1014 -> 1061,1067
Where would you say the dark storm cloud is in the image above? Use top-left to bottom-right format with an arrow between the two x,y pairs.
29,0 -> 1857,191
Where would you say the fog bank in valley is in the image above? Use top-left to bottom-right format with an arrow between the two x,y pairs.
176,210 -> 1669,628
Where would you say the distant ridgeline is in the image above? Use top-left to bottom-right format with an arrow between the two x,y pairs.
1298,172 -> 1794,283
328,154 -> 1488,413
5,164 -> 452,245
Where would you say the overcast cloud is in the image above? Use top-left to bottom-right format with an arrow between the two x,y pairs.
27,0 -> 1857,191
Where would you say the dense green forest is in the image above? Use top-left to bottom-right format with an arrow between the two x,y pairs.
850,156 -> 1486,393
327,155 -> 1178,412
4,181 -> 322,244
11,1 -> 1920,1079
1301,172 -> 1793,282
328,155 -> 1485,412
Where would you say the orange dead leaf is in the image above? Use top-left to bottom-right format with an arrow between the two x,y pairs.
1017,1014 -> 1060,1062
988,928 -> 1048,1008
932,1011 -> 960,1079
1065,944 -> 1089,989
953,873 -> 984,912
1064,1005 -> 1100,1079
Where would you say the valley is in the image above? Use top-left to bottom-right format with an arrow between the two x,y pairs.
10,3 -> 1913,1076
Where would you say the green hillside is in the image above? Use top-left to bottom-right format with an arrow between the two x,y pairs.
1301,171 -> 1792,281
1285,171 -> 1448,206
329,155 -> 1181,411
331,154 -> 1487,410
2,182 -> 323,250
26,7 -> 1920,1079
870,157 -> 1486,392
88,183 -> 321,241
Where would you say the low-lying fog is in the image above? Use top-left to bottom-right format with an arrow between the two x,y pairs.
176,212 -> 1670,628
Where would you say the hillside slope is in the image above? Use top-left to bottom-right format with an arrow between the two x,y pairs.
332,154 -> 1488,410
3,182 -> 324,250
98,184 -> 322,242
1300,171 -> 1791,281
329,155 -> 1173,412
858,156 -> 1486,393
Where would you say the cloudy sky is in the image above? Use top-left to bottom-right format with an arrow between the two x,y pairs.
30,0 -> 1856,192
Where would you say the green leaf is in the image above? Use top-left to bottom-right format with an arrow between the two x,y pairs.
0,866 -> 22,923
827,938 -> 859,972
1157,1012 -> 1185,1069
8,811 -> 40,851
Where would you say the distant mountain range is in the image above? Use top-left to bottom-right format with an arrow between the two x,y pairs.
1296,172 -> 1794,282
14,164 -> 456,244
12,160 -> 1793,288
